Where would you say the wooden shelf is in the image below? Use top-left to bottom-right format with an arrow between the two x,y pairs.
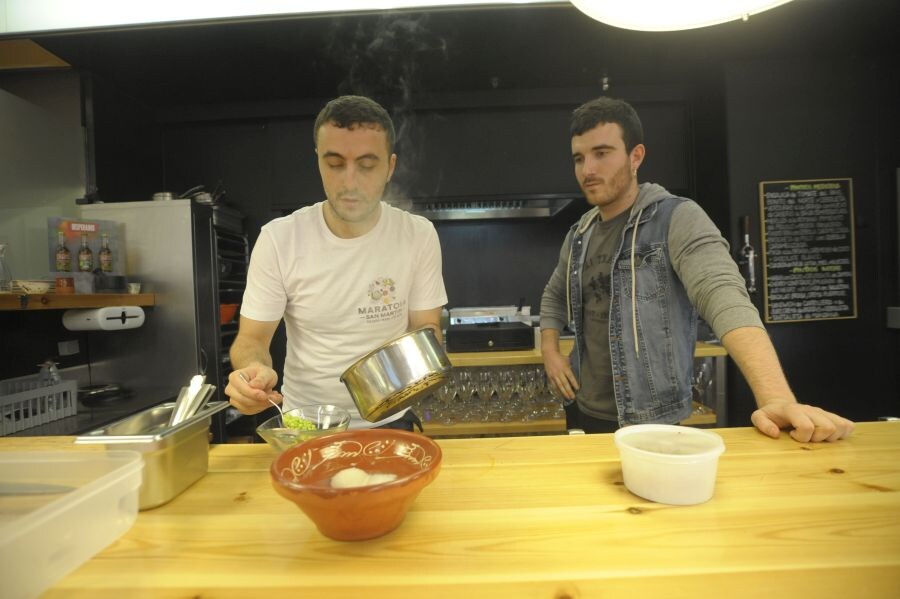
448,339 -> 726,367
422,402 -> 716,438
0,293 -> 155,311
423,417 -> 566,438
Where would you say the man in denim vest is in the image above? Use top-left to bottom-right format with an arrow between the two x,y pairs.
540,97 -> 853,442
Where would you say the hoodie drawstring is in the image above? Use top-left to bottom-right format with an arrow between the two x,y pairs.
630,207 -> 644,358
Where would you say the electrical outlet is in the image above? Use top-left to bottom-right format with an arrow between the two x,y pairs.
58,339 -> 80,356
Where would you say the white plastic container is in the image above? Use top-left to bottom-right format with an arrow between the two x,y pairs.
0,451 -> 143,599
614,424 -> 725,505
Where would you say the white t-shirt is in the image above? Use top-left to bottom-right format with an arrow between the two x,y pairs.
240,201 -> 447,428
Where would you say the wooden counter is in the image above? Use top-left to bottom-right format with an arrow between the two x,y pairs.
5,421 -> 899,598
448,339 -> 726,367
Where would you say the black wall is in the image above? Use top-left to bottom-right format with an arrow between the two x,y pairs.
724,57 -> 900,423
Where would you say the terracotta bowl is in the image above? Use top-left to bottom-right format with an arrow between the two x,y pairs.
270,429 -> 442,541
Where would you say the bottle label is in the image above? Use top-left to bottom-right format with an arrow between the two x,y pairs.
100,252 -> 113,272
78,251 -> 93,272
56,251 -> 71,272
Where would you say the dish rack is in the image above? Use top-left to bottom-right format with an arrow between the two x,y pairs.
0,374 -> 78,436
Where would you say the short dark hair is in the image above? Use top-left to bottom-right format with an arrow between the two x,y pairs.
570,97 -> 644,153
313,95 -> 396,153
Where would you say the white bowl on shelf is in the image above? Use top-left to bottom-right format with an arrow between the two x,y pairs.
14,279 -> 52,294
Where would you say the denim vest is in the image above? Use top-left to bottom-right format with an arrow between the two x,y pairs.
568,196 -> 696,425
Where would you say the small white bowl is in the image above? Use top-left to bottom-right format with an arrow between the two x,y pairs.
15,280 -> 51,294
614,424 -> 725,505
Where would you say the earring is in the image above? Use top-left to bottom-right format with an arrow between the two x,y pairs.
632,168 -> 637,177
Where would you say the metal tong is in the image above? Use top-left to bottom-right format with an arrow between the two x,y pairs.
167,374 -> 215,427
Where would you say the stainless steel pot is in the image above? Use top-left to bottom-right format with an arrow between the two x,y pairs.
340,327 -> 452,422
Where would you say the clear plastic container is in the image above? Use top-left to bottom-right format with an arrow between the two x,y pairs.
614,424 -> 725,505
0,451 -> 143,599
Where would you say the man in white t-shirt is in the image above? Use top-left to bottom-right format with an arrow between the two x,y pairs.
226,95 -> 447,429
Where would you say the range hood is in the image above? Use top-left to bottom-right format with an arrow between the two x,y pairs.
408,194 -> 578,221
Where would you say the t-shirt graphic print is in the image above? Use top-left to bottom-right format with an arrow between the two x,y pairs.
360,276 -> 406,323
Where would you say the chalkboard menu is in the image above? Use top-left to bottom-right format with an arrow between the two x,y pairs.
759,178 -> 857,323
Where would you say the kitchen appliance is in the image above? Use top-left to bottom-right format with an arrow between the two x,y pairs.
340,327 -> 452,422
410,193 -> 576,221
445,306 -> 535,353
79,200 -> 248,437
448,305 -> 520,325
446,321 -> 535,352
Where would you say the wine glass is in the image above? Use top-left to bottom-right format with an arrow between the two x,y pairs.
692,361 -> 712,415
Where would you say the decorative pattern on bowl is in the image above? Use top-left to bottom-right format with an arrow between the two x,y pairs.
280,438 -> 435,483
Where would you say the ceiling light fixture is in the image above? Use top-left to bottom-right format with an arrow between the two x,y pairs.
0,1 -> 568,36
569,0 -> 795,32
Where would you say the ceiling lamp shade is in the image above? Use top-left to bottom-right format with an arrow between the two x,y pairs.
570,0 -> 795,32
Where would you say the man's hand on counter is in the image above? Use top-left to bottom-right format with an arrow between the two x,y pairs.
751,401 -> 854,443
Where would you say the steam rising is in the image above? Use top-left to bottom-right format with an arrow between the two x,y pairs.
324,14 -> 449,209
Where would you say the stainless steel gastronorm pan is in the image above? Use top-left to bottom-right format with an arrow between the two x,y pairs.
75,401 -> 228,509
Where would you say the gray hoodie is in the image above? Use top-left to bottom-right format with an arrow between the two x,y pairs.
541,183 -> 762,341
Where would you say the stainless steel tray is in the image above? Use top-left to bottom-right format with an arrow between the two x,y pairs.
76,400 -> 228,509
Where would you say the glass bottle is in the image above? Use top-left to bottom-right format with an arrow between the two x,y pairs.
78,232 -> 94,272
55,231 -> 72,272
0,243 -> 12,293
99,233 -> 113,273
737,215 -> 757,293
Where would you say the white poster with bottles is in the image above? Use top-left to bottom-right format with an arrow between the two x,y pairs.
47,217 -> 125,276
